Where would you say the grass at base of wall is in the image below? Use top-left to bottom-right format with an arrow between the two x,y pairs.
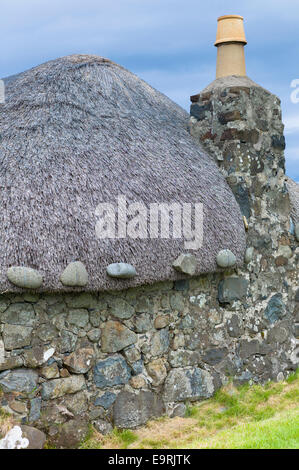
80,369 -> 299,450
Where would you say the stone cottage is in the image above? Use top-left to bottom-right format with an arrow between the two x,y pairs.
0,15 -> 298,442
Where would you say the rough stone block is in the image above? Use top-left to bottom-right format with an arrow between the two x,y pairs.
218,277 -> 249,304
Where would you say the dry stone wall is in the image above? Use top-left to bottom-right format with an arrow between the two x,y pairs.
0,268 -> 298,442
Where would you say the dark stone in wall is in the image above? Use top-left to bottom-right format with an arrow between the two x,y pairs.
230,183 -> 251,219
218,278 -> 249,304
227,314 -> 243,338
271,135 -> 286,150
218,110 -> 242,125
201,347 -> 228,365
113,390 -> 165,429
264,294 -> 286,324
94,391 -> 116,409
93,355 -> 131,388
295,289 -> 299,303
190,102 -> 212,121
174,279 -> 189,291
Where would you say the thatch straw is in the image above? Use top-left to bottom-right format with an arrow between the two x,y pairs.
287,177 -> 299,224
0,55 -> 246,292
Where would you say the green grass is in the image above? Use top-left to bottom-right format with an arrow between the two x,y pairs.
80,369 -> 299,449
187,409 -> 299,449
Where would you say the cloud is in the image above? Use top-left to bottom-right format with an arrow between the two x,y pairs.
284,115 -> 299,135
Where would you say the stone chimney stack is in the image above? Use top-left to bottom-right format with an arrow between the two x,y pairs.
189,16 -> 298,379
215,15 -> 247,78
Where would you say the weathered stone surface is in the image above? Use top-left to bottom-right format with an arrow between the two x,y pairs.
93,419 -> 113,435
218,110 -> 242,124
227,314 -> 243,337
174,279 -> 189,291
65,293 -> 97,309
295,223 -> 299,242
130,375 -> 146,389
107,263 -> 137,279
2,303 -> 35,325
163,368 -> 214,402
146,358 -> 167,386
113,390 -> 165,428
277,245 -> 293,259
170,292 -> 185,311
7,267 -> 43,289
267,325 -> 288,344
239,339 -> 261,359
28,397 -> 42,423
216,249 -> 236,268
0,369 -> 38,393
154,314 -> 170,329
0,355 -> 24,371
63,347 -> 95,374
271,134 -> 285,150
169,349 -> 200,367
23,346 -> 53,368
244,247 -> 254,264
3,324 -> 32,350
264,294 -> 286,324
67,309 -> 89,328
60,368 -> 71,378
20,425 -> 46,449
230,183 -> 251,219
190,102 -> 211,121
36,323 -> 57,342
59,330 -> 77,353
87,328 -> 101,343
123,346 -> 141,364
166,403 -> 186,418
94,391 -> 117,409
9,400 -> 28,414
151,329 -> 170,356
172,253 -> 197,276
134,313 -> 152,333
109,298 -> 134,319
40,363 -> 60,379
55,418 -> 89,449
62,391 -> 89,415
131,359 -> 143,375
218,277 -> 249,304
93,355 -> 131,388
201,347 -> 228,365
60,262 -> 88,287
135,296 -> 154,313
41,375 -> 85,400
101,320 -> 137,353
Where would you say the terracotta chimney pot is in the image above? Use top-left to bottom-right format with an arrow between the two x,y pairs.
215,15 -> 247,78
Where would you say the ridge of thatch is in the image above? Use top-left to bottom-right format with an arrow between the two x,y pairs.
287,177 -> 299,225
0,54 -> 246,292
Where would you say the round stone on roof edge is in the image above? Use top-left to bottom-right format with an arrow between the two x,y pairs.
7,267 -> 43,289
107,263 -> 137,279
172,253 -> 197,276
216,249 -> 236,268
60,261 -> 88,287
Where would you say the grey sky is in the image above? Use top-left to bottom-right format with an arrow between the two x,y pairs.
1,0 -> 298,180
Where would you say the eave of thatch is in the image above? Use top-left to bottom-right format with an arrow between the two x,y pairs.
0,55 -> 246,293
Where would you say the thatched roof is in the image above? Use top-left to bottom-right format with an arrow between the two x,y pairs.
0,55 -> 246,292
287,177 -> 299,225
